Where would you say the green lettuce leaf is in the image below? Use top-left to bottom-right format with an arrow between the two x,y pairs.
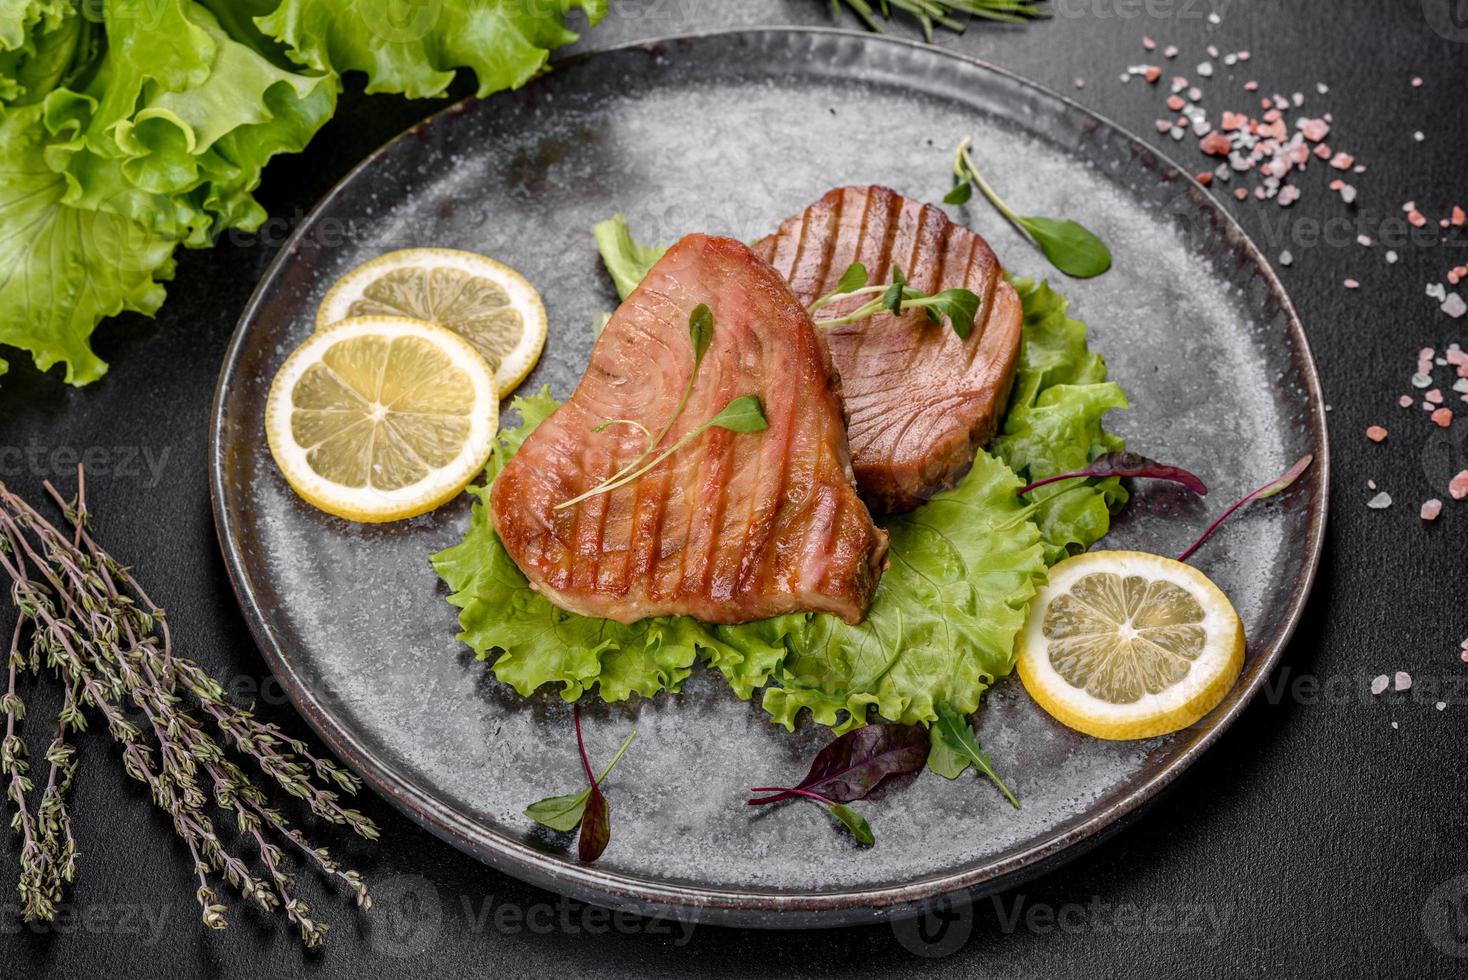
42,1 -> 338,245
593,213 -> 668,300
995,277 -> 1129,563
0,103 -> 177,383
256,0 -> 607,99
754,448 -> 1045,732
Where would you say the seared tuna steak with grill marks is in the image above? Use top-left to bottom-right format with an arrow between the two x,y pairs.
753,185 -> 1024,514
491,234 -> 889,626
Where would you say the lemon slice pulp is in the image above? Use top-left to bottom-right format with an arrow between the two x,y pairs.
266,316 -> 498,523
316,248 -> 546,398
1017,550 -> 1245,740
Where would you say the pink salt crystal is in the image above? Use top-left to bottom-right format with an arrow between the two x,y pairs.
1156,119 -> 1173,133
1234,188 -> 1248,201
1330,152 -> 1355,170
1167,94 -> 1186,111
1450,470 -> 1468,500
1199,131 -> 1232,156
1412,76 -> 1423,87
1314,144 -> 1332,160
1343,278 -> 1359,289
1400,395 -> 1415,407
1244,80 -> 1259,91
1366,425 -> 1388,442
1427,389 -> 1444,404
1368,479 -> 1377,490
1329,178 -> 1345,190
1238,51 -> 1250,60
1143,35 -> 1156,49
1300,118 -> 1330,141
1395,671 -> 1413,691
1404,201 -> 1416,211
1278,185 -> 1300,207
1421,498 -> 1443,521
1454,206 -> 1466,227
1220,111 -> 1247,130
1145,65 -> 1162,83
1408,210 -> 1427,228
1433,408 -> 1454,427
1370,675 -> 1389,696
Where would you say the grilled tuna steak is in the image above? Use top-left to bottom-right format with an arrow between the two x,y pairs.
753,185 -> 1024,514
492,234 -> 889,626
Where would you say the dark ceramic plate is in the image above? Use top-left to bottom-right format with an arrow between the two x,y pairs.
210,29 -> 1328,928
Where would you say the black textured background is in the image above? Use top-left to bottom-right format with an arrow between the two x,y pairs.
3,2 -> 1468,976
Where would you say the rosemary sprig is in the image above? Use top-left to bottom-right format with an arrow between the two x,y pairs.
0,469 -> 376,946
831,0 -> 1049,42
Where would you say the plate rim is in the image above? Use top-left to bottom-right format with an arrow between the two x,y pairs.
208,25 -> 1330,928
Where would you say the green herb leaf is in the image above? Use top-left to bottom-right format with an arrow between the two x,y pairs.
707,395 -> 768,434
1019,216 -> 1113,278
827,803 -> 875,846
689,303 -> 714,372
951,137 -> 1112,280
835,261 -> 869,295
881,264 -> 909,316
523,792 -> 592,833
924,288 -> 982,340
929,702 -> 1019,808
943,182 -> 973,205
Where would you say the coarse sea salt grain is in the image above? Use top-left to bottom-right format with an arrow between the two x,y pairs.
1443,294 -> 1467,318
1437,702 -> 1446,711
1371,675 -> 1389,695
1279,250 -> 1293,266
1367,491 -> 1392,509
1395,671 -> 1413,691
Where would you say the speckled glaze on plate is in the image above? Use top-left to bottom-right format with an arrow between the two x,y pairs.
209,29 -> 1328,928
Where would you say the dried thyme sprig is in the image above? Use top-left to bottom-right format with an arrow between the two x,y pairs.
0,470 -> 377,946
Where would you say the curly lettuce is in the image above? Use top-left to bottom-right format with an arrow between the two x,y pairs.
0,103 -> 177,384
0,0 -> 603,385
257,0 -> 607,99
434,278 -> 1128,731
994,278 -> 1130,563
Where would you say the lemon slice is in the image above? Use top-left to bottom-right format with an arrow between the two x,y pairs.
1017,551 -> 1245,740
316,248 -> 546,398
266,316 -> 498,523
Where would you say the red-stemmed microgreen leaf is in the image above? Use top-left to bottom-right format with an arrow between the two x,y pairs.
746,786 -> 875,846
578,785 -> 611,862
524,706 -> 632,862
1018,451 -> 1208,497
747,723 -> 930,806
1177,454 -> 1313,563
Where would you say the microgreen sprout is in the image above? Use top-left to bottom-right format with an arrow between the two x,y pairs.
948,136 -> 1112,278
558,306 -> 767,510
809,262 -> 982,339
